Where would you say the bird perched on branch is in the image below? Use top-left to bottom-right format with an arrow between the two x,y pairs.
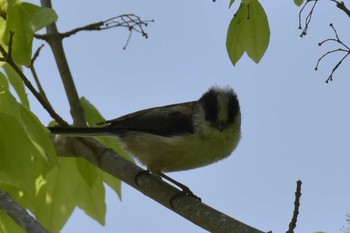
48,86 -> 241,196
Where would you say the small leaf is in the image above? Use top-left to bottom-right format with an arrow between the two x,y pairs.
294,0 -> 304,6
32,158 -> 107,231
80,97 -> 105,127
226,0 -> 270,65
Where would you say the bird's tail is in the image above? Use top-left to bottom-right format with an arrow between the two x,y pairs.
48,127 -> 116,136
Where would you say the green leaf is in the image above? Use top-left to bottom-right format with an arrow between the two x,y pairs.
0,76 -> 55,194
3,64 -> 29,108
75,158 -> 106,225
32,158 -> 106,232
294,0 -> 304,6
226,0 -> 270,65
80,96 -> 135,198
80,97 -> 105,127
5,2 -> 57,65
0,113 -> 40,192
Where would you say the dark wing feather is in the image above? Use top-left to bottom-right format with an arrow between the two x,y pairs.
102,101 -> 195,137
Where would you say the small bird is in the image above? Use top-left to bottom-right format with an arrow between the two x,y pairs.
49,86 -> 241,195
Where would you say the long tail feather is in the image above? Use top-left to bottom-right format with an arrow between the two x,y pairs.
48,127 -> 116,136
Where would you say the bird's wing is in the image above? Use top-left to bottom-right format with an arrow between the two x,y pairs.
101,101 -> 195,137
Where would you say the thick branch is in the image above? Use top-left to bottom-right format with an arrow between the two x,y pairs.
0,189 -> 49,233
40,0 -> 86,127
53,136 -> 265,233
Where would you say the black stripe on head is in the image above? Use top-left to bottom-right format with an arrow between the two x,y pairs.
199,87 -> 219,124
199,86 -> 240,126
226,89 -> 240,124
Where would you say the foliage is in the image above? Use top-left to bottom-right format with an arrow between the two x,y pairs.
226,0 -> 269,65
226,0 -> 302,65
0,2 -> 132,232
0,0 -> 325,232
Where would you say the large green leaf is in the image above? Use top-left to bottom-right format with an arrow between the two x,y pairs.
76,158 -> 106,226
0,113 -> 38,191
226,0 -> 270,65
80,96 -> 135,198
0,75 -> 56,195
5,2 -> 57,65
32,158 -> 107,232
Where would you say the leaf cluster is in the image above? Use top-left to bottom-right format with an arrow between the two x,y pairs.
0,1 -> 135,232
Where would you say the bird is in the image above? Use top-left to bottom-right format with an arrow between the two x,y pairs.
48,86 -> 241,196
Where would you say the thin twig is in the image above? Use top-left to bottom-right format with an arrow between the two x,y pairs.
286,180 -> 302,233
298,0 -> 318,37
314,24 -> 350,82
29,44 -> 52,105
0,32 -> 68,126
35,14 -> 154,50
31,44 -> 45,65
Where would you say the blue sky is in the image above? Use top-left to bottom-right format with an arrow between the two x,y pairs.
26,0 -> 350,232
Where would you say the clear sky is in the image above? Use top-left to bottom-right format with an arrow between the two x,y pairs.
26,0 -> 350,232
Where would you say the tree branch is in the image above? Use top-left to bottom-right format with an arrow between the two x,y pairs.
314,24 -> 350,83
286,180 -> 302,233
0,189 -> 49,233
0,33 -> 68,126
334,1 -> 350,18
53,136 -> 265,233
29,44 -> 52,108
40,0 -> 87,127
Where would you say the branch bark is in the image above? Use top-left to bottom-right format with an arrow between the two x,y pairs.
0,189 -> 49,233
53,136 -> 265,233
40,0 -> 87,127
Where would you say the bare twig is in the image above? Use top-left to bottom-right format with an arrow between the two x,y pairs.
35,14 -> 154,50
314,24 -> 350,83
298,0 -> 318,37
0,32 -> 68,126
31,44 -> 45,65
286,180 -> 302,233
299,0 -> 350,36
29,44 -> 52,106
0,189 -> 50,233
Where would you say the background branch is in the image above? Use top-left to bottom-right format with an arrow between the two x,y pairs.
0,189 -> 49,233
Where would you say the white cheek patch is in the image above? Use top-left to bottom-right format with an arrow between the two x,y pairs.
217,93 -> 229,123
